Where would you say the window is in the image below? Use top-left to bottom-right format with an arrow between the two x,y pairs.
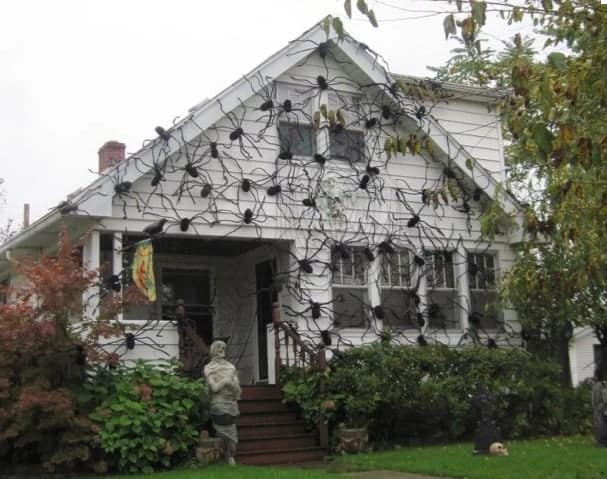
331,246 -> 368,328
425,251 -> 458,329
278,122 -> 315,157
468,253 -> 500,330
380,250 -> 416,328
329,128 -> 365,163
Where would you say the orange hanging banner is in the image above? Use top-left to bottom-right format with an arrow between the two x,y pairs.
132,240 -> 156,302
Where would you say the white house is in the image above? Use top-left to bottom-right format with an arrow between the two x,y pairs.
0,22 -> 524,385
570,328 -> 600,385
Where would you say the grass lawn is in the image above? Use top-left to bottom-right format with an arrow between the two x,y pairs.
333,435 -> 607,479
92,464 -> 343,479
88,436 -> 606,479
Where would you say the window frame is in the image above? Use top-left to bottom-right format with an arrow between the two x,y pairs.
424,250 -> 459,330
331,246 -> 370,329
328,127 -> 366,163
277,121 -> 316,159
380,249 -> 418,330
327,90 -> 366,163
467,252 -> 501,331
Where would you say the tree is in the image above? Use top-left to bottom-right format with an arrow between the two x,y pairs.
0,226 -> 144,471
344,0 -> 607,385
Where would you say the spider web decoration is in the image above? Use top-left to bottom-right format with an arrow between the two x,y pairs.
75,24 -> 518,379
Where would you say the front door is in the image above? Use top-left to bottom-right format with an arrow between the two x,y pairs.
255,260 -> 276,382
161,268 -> 213,377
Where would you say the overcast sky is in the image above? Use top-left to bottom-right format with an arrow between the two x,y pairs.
0,0 -> 532,227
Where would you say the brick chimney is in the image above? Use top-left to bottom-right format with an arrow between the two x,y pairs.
98,141 -> 126,172
23,203 -> 30,229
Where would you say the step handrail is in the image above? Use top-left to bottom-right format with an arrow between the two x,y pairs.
271,302 -> 329,449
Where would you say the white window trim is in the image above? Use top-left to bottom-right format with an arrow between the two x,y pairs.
277,121 -> 316,160
424,249 -> 462,331
330,245 -> 374,330
379,249 -> 420,331
467,250 -> 501,331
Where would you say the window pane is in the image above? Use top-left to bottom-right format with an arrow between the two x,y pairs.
382,289 -> 416,328
329,129 -> 365,162
427,290 -> 459,329
470,290 -> 500,330
332,247 -> 366,285
468,253 -> 496,290
278,123 -> 314,156
332,288 -> 367,328
381,251 -> 411,287
425,251 -> 454,289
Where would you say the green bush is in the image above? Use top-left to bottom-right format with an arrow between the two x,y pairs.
281,344 -> 592,446
89,360 -> 207,473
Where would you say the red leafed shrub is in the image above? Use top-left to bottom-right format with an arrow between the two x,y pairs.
0,226 -> 143,471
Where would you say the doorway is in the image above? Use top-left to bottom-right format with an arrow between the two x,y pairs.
161,267 -> 213,376
255,260 -> 276,382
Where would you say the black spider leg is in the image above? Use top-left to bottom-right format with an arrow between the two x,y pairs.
137,146 -> 171,214
217,98 -> 263,161
289,39 -> 352,69
275,231 -> 329,293
243,72 -> 278,138
172,127 -> 208,205
213,196 -> 268,240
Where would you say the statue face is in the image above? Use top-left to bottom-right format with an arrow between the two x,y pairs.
210,340 -> 226,359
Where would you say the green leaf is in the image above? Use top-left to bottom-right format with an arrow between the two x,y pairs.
320,104 -> 328,119
322,16 -> 331,36
332,17 -> 345,40
456,0 -> 463,11
384,138 -> 393,159
336,109 -> 346,125
547,52 -> 566,71
465,158 -> 474,171
471,1 -> 487,27
344,0 -> 352,18
532,124 -> 555,157
356,0 -> 368,15
367,9 -> 378,28
443,14 -> 457,39
542,0 -> 553,11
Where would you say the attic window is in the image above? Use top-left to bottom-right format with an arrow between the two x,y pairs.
329,129 -> 365,163
278,122 -> 315,157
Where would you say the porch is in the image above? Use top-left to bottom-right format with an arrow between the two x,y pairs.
92,233 -> 296,385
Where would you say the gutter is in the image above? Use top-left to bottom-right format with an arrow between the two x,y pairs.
0,210 -> 61,259
394,74 -> 510,103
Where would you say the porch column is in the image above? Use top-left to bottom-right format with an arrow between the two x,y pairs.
82,230 -> 101,320
417,251 -> 428,337
368,255 -> 382,334
112,232 -> 123,322
569,334 -> 579,386
455,247 -> 470,333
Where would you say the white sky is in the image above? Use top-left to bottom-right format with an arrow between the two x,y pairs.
0,0 -> 533,226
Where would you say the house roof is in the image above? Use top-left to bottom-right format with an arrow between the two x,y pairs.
394,74 -> 509,104
0,20 -> 520,267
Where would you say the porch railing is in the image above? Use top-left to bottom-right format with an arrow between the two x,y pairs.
270,302 -> 329,449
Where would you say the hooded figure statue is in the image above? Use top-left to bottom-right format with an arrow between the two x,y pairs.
203,340 -> 241,465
